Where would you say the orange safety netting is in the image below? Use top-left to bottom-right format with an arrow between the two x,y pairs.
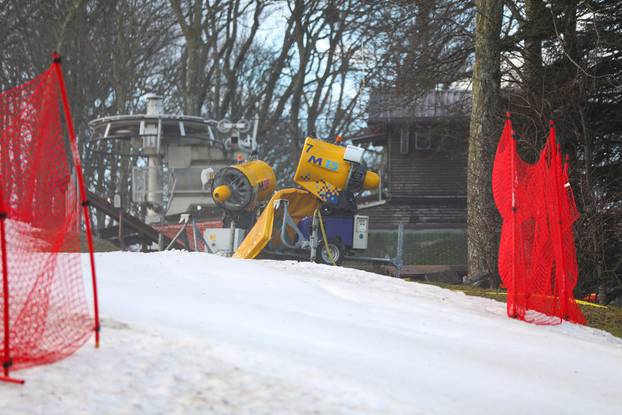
492,114 -> 585,325
0,55 -> 99,383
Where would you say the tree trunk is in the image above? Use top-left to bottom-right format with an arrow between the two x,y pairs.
184,35 -> 204,116
523,0 -> 545,93
467,0 -> 503,279
170,0 -> 206,116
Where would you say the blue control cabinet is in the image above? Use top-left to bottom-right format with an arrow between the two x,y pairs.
297,216 -> 354,248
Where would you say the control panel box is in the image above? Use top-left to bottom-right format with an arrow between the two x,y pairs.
204,228 -> 246,255
352,215 -> 369,250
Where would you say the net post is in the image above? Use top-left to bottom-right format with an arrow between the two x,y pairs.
507,114 -> 518,318
548,120 -> 569,320
0,209 -> 24,384
51,52 -> 101,348
0,210 -> 12,377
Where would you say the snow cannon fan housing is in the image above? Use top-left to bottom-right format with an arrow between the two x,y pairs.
294,137 -> 380,203
211,160 -> 276,212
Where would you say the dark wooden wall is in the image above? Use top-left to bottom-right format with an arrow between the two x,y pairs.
362,118 -> 469,229
364,201 -> 467,229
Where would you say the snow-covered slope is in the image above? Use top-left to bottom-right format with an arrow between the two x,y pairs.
2,251 -> 622,414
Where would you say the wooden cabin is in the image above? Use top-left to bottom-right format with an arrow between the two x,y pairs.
353,89 -> 471,269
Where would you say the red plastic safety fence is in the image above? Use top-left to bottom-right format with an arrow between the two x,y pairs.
0,54 -> 99,383
492,114 -> 585,325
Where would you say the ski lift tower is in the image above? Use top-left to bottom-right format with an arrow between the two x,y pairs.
88,95 -> 257,224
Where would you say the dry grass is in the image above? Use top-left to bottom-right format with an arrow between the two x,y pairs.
419,281 -> 622,339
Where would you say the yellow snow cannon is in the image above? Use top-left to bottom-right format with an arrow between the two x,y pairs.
293,137 -> 380,203
211,159 -> 276,213
234,137 -> 380,261
204,159 -> 276,255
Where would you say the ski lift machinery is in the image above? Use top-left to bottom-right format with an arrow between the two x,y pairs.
88,95 -> 258,226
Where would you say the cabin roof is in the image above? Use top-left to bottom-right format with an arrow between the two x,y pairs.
368,88 -> 471,123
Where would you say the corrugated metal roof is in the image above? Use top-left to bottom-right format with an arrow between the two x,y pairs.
369,89 -> 471,122
350,132 -> 388,144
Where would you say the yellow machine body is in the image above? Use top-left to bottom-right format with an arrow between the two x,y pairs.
234,160 -> 277,203
233,138 -> 381,260
211,159 -> 276,212
293,137 -> 380,202
233,188 -> 319,259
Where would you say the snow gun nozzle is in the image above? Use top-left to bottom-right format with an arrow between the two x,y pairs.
213,185 -> 232,203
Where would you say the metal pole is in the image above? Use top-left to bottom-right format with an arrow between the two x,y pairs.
0,215 -> 22,383
229,220 -> 236,256
192,216 -> 212,253
52,53 -> 100,348
158,233 -> 164,251
118,211 -> 125,251
310,211 -> 319,262
1,216 -> 9,377
165,218 -> 189,251
0,147 -> 23,384
549,121 -> 568,319
252,114 -> 259,151
396,222 -> 404,278
192,216 -> 198,252
509,115 -> 518,318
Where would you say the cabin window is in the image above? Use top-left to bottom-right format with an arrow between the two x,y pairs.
400,127 -> 409,154
415,128 -> 432,151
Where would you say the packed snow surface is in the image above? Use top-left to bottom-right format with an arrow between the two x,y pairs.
2,251 -> 622,414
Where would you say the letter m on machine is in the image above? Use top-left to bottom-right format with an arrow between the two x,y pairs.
306,144 -> 339,172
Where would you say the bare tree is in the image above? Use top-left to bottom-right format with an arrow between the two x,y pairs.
169,0 -> 265,117
1,0 -> 178,226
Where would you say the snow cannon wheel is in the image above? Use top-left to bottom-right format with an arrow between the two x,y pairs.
316,240 -> 345,266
